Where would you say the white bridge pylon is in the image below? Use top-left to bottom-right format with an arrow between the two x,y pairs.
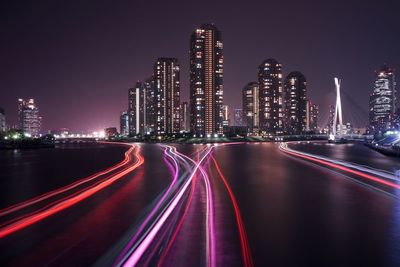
332,77 -> 344,138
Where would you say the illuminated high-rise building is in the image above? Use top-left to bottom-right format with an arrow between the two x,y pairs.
154,58 -> 180,134
18,98 -> 41,137
284,72 -> 307,134
190,24 -> 224,136
310,103 -> 319,132
328,104 -> 335,134
0,108 -> 5,132
369,65 -> 396,134
181,101 -> 190,132
144,76 -> 156,134
128,77 -> 157,136
242,82 -> 259,131
258,58 -> 283,135
120,111 -> 129,136
18,99 -> 24,128
234,108 -> 243,126
306,100 -> 319,132
222,105 -> 230,127
128,82 -> 145,135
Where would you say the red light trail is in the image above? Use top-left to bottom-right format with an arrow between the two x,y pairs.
280,142 -> 400,190
114,145 -> 181,265
120,147 -> 213,267
0,144 -> 144,239
156,146 -> 205,267
0,142 -> 135,217
211,155 -> 253,267
156,159 -> 198,267
167,146 -> 216,267
2,142 -> 253,266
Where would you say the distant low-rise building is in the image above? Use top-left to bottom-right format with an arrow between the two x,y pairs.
60,128 -> 70,136
223,126 -> 248,137
105,127 -> 118,138
353,127 -> 366,134
344,122 -> 353,134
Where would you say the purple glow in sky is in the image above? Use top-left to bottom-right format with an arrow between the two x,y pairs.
1,0 -> 399,132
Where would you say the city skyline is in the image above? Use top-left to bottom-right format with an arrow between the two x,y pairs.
2,2 -> 400,266
1,1 -> 399,132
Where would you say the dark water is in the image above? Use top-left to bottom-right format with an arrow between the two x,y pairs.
0,144 -> 127,208
213,143 -> 400,266
1,142 -> 399,266
289,141 -> 400,173
0,143 -> 171,266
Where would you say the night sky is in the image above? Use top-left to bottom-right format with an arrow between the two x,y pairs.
1,0 -> 399,132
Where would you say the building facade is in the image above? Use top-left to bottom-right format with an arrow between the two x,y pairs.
222,105 -> 230,127
154,58 -> 180,135
242,82 -> 259,131
128,82 -> 145,135
369,65 -> 396,134
128,77 -> 157,136
306,100 -> 319,132
181,101 -> 190,132
190,24 -> 224,136
144,77 -> 156,134
327,104 -> 335,134
234,108 -> 243,126
105,127 -> 118,138
18,99 -> 41,137
258,58 -> 283,135
120,111 -> 129,136
284,72 -> 307,134
0,108 -> 5,132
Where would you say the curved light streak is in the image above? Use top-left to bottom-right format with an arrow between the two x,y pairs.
121,147 -> 213,267
211,155 -> 253,267
283,142 -> 400,181
172,147 -> 216,267
201,159 -> 215,267
156,162 -> 198,267
0,142 -> 135,217
114,146 -> 180,265
0,146 -> 144,239
280,142 -> 400,189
